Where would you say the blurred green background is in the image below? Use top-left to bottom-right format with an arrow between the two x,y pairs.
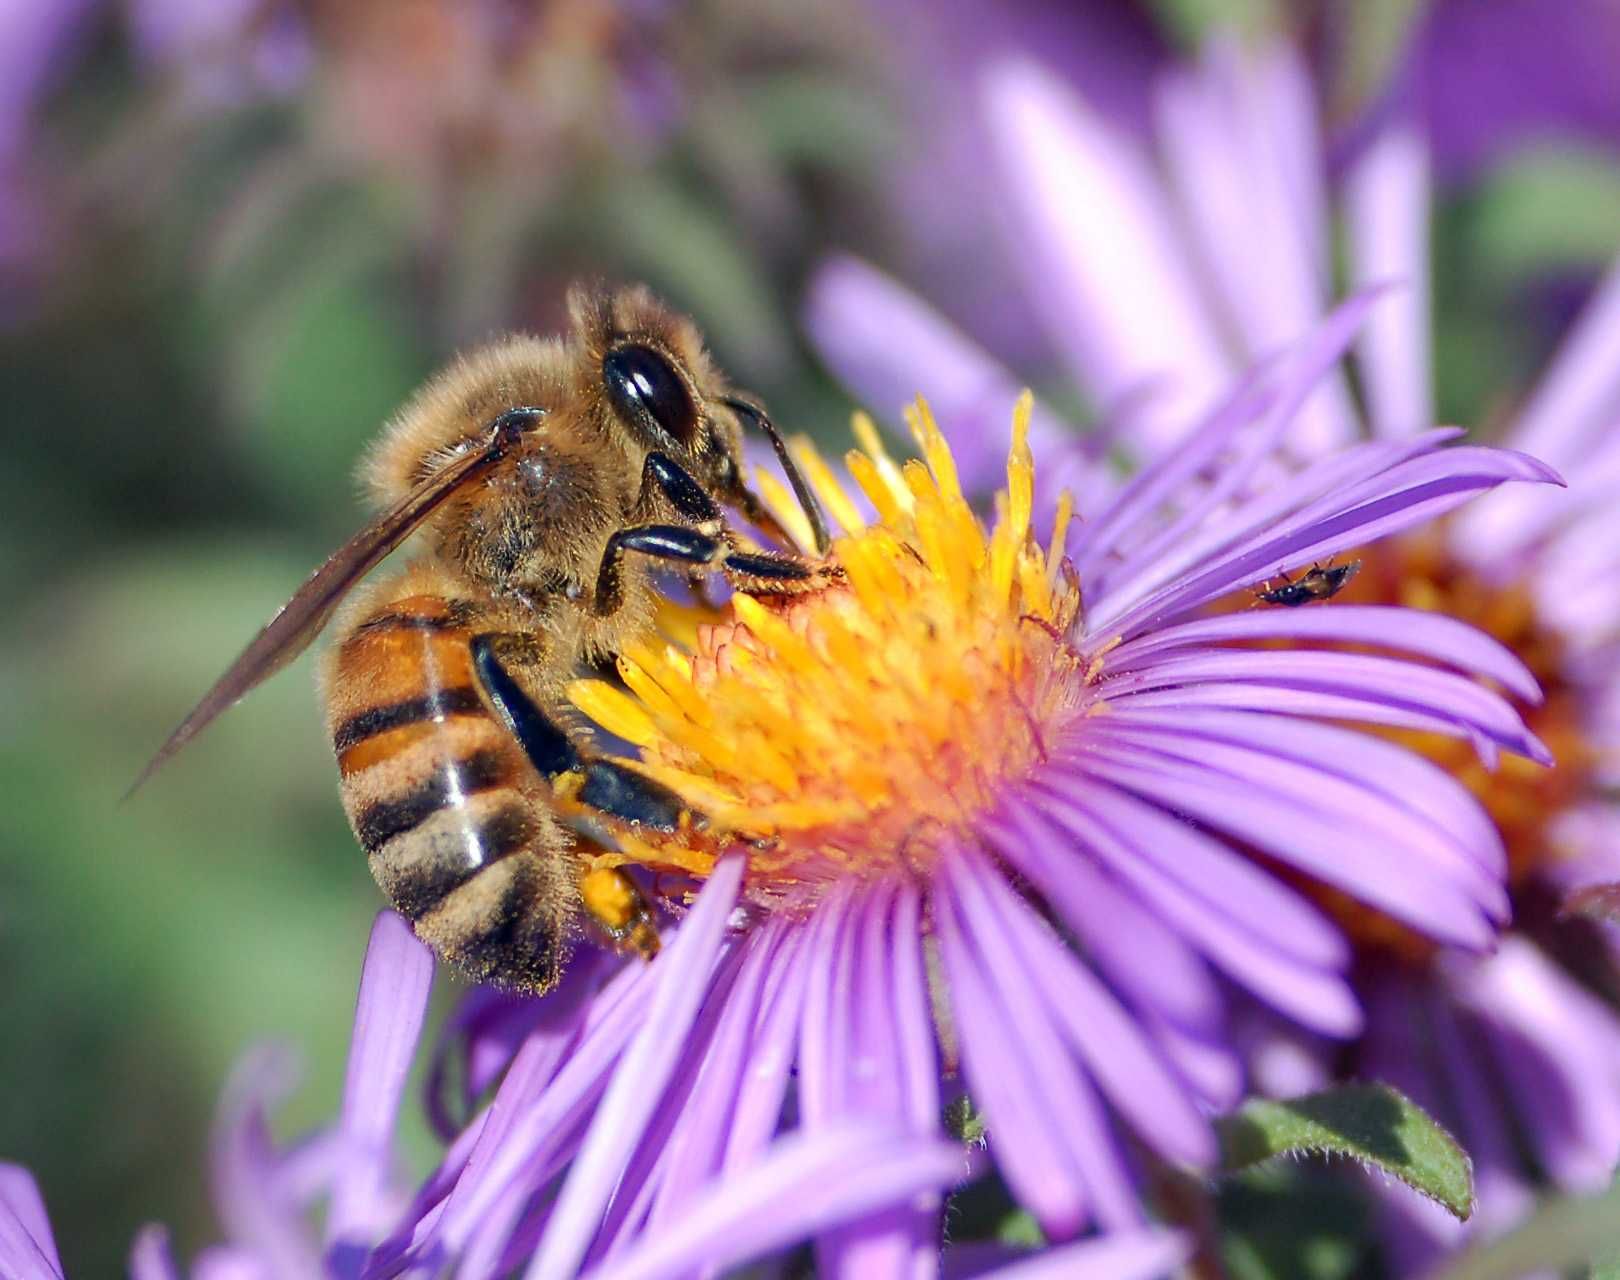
3,1 -> 1619,1273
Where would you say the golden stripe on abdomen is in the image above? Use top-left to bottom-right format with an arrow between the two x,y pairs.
333,686 -> 485,753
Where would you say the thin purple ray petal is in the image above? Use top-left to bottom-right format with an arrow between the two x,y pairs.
1108,605 -> 1541,703
327,912 -> 435,1259
981,57 -> 1234,453
210,1045 -> 326,1277
971,858 -> 1214,1166
1063,754 -> 1495,949
526,854 -> 745,1280
642,921 -> 795,1231
1040,758 -> 1352,966
1156,41 -> 1356,453
1077,720 -> 1508,918
129,1225 -> 183,1280
1102,647 -> 1546,763
1092,447 -> 1562,637
935,865 -> 1090,1234
983,801 -> 1224,1034
1345,118 -> 1434,441
423,957 -> 659,1268
944,848 -> 1142,1231
0,1164 -> 63,1280
1095,708 -> 1506,877
584,1126 -> 970,1280
1032,790 -> 1364,1034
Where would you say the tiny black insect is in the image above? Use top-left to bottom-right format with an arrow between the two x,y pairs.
1257,559 -> 1361,607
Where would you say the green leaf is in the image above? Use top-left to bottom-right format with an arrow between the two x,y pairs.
1217,1083 -> 1474,1221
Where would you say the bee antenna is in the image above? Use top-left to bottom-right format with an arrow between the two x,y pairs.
722,396 -> 832,556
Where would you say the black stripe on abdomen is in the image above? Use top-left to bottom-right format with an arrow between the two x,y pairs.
355,749 -> 510,852
371,802 -> 534,917
333,686 -> 485,753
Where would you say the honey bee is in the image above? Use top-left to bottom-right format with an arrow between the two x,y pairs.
1256,559 -> 1361,607
134,284 -> 837,993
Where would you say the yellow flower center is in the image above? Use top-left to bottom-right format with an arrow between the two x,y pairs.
565,395 -> 1088,910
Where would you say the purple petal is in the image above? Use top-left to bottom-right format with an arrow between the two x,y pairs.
425,957 -> 657,1267
1345,115 -> 1434,441
970,857 -> 1215,1166
1459,938 -> 1620,1190
935,867 -> 1090,1234
584,942 -> 756,1264
1040,757 -> 1351,966
1031,788 -> 1363,1035
980,57 -> 1234,454
942,848 -> 1142,1233
1421,985 -> 1541,1237
975,1229 -> 1191,1280
803,255 -> 1084,494
1077,718 -> 1507,919
1093,446 -> 1563,638
812,882 -> 944,1277
1088,427 -> 1460,611
1093,707 -> 1506,878
1076,289 -> 1392,601
1063,750 -> 1495,950
583,1126 -> 970,1280
0,1164 -> 63,1280
1109,605 -> 1541,703
719,923 -> 812,1175
210,1046 -> 325,1277
1156,41 -> 1356,454
527,854 -> 746,1280
1110,681 -> 1526,755
985,802 -> 1224,1034
1103,646 -> 1546,764
641,921 -> 798,1230
326,912 -> 435,1257
129,1226 -> 183,1280
1417,0 -> 1620,175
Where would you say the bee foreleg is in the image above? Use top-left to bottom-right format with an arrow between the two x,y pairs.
639,451 -> 721,528
592,524 -> 826,616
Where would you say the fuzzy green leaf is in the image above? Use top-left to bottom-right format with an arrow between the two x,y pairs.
1217,1084 -> 1474,1221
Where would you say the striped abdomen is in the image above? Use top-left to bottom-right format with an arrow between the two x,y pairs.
326,592 -> 573,992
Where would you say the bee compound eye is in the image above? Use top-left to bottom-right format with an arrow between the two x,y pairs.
602,344 -> 699,445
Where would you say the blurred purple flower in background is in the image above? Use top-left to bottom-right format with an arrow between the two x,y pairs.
811,15 -> 1620,1268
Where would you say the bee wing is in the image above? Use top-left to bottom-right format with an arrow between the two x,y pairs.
127,437 -> 509,797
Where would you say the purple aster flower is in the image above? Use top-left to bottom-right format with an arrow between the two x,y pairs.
833,26 -> 1620,1270
363,287 -> 1558,1273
